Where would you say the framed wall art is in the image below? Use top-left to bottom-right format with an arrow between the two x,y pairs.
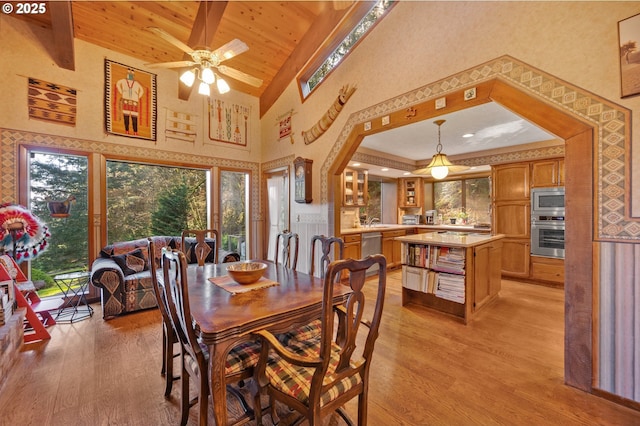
105,59 -> 157,140
619,12 -> 640,98
208,98 -> 251,146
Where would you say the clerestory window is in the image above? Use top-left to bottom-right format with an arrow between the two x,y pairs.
299,0 -> 394,99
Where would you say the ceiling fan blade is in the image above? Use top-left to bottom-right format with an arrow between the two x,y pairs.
145,60 -> 196,69
217,65 -> 263,87
212,39 -> 249,62
146,27 -> 194,54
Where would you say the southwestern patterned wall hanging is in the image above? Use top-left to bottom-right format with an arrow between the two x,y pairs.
28,78 -> 77,126
208,98 -> 251,146
302,84 -> 356,145
104,59 -> 157,141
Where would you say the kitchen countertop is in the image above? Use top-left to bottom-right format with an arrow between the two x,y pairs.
340,224 -> 491,235
395,232 -> 504,248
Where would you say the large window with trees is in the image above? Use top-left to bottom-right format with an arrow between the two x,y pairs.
106,161 -> 208,243
28,151 -> 89,298
434,177 -> 491,225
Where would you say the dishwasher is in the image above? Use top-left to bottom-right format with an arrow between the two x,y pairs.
361,232 -> 382,275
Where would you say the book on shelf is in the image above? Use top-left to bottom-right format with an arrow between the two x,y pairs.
432,246 -> 465,274
406,244 -> 429,268
427,270 -> 437,294
434,272 -> 465,304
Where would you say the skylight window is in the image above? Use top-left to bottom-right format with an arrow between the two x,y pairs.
300,0 -> 394,98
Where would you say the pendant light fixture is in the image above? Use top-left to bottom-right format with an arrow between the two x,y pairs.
412,119 -> 469,179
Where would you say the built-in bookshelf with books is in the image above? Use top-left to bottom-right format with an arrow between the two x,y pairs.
397,232 -> 505,324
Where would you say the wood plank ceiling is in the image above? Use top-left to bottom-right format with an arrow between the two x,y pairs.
9,1 -> 375,115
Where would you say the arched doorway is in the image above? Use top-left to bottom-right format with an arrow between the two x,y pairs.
323,56 -> 631,393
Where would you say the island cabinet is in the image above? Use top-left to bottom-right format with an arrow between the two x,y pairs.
396,232 -> 504,324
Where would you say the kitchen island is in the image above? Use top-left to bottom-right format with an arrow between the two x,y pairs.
396,232 -> 504,324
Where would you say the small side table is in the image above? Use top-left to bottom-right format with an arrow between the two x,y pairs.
53,271 -> 94,323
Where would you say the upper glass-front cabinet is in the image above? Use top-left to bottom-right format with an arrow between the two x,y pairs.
343,168 -> 368,207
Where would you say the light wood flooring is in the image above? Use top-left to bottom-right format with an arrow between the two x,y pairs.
1,270 -> 639,425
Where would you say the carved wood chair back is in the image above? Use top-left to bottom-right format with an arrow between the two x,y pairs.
181,229 -> 219,266
274,231 -> 299,269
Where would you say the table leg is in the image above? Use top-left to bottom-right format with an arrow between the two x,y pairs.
209,342 -> 231,426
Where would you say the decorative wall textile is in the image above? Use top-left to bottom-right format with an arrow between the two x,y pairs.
104,59 -> 157,141
208,98 -> 251,146
278,109 -> 294,144
165,109 -> 197,143
302,84 -> 356,145
27,78 -> 76,126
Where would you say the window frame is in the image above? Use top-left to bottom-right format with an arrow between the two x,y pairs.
297,0 -> 396,102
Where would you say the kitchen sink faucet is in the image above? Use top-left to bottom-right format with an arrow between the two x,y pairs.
365,217 -> 380,228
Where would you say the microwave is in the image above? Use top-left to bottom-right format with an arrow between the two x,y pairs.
531,187 -> 565,215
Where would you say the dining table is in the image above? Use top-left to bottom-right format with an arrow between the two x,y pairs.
185,260 -> 352,425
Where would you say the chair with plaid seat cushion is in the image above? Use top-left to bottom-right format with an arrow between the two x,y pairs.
277,235 -> 344,347
181,229 -> 219,266
253,254 -> 387,426
148,238 -> 180,399
274,231 -> 299,270
162,248 -> 261,426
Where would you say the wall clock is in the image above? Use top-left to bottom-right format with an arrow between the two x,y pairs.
294,157 -> 312,203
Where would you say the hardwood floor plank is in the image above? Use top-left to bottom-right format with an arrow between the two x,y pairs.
0,271 -> 639,425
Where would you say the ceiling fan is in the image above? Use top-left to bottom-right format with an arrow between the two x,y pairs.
145,26 -> 263,95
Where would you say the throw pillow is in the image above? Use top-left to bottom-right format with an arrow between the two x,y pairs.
112,248 -> 147,276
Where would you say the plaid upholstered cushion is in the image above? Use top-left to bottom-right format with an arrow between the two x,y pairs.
189,340 -> 261,376
277,319 -> 322,346
265,338 -> 362,407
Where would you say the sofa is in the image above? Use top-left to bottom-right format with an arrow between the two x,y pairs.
90,235 -> 239,319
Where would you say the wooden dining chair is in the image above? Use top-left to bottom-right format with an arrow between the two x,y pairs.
309,235 -> 344,279
276,235 -> 346,347
181,229 -> 219,266
162,248 -> 261,426
147,238 -> 180,399
274,231 -> 299,269
253,254 -> 387,426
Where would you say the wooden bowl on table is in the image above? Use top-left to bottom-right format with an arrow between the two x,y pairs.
226,262 -> 268,284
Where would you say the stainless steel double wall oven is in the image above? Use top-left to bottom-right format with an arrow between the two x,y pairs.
530,187 -> 565,259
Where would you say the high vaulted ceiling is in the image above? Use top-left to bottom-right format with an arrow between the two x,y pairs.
8,0 -> 376,115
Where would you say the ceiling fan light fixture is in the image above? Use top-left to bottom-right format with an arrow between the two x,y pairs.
201,66 -> 215,85
198,81 -> 211,96
216,76 -> 230,94
180,69 -> 196,87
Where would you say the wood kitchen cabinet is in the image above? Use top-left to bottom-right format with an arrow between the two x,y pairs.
343,168 -> 368,207
342,233 -> 361,260
382,229 -> 406,268
472,239 -> 503,311
530,255 -> 564,286
492,163 -> 530,201
492,163 -> 530,279
531,158 -> 564,187
398,178 -> 422,208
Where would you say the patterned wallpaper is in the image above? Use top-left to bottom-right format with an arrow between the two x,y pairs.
320,55 -> 634,241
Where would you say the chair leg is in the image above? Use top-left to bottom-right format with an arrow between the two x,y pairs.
336,407 -> 355,426
250,380 -> 263,426
180,362 -> 190,426
161,327 -> 167,376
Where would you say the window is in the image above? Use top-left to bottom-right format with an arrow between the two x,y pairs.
106,161 -> 208,243
28,151 -> 89,298
220,170 -> 249,260
299,0 -> 394,98
434,177 -> 491,225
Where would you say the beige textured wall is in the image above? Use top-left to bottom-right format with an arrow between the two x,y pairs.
259,1 -> 640,403
0,16 -> 261,162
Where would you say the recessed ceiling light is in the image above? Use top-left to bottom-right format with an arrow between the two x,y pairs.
352,162 -> 361,167
403,172 -> 411,175
462,133 -> 474,138
381,168 -> 389,172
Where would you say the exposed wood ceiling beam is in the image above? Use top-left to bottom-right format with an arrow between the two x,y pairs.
49,1 -> 75,71
178,0 -> 228,101
259,1 -> 374,116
